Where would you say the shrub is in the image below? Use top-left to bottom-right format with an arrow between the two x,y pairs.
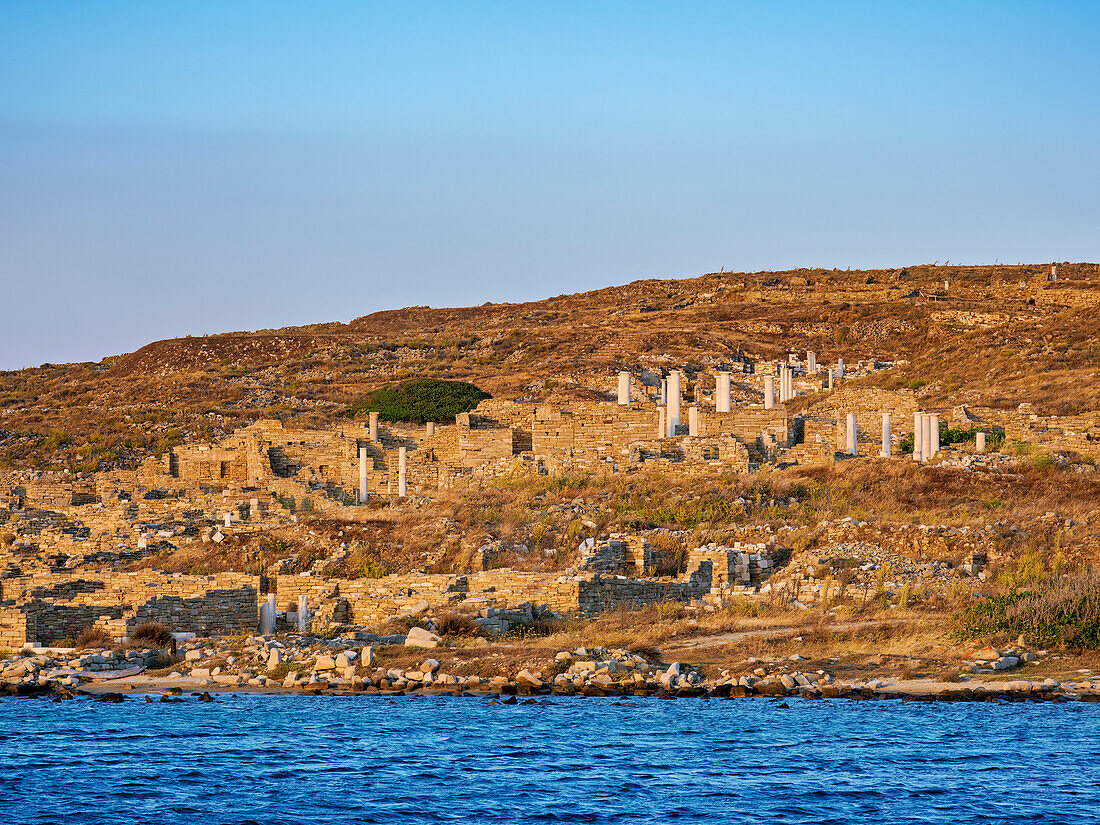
344,378 -> 490,424
130,622 -> 174,648
75,626 -> 113,649
956,570 -> 1100,648
436,612 -> 481,637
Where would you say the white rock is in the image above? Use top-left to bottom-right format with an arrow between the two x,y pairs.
404,627 -> 442,648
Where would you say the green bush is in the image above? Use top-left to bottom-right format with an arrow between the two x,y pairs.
955,570 -> 1100,648
344,378 -> 490,424
899,425 -> 1004,455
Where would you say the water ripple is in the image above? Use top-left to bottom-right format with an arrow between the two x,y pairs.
0,695 -> 1097,824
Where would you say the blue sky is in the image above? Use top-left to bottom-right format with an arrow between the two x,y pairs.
1,1 -> 1098,368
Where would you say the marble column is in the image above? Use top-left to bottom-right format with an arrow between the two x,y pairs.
398,446 -> 407,498
667,371 -> 681,436
976,431 -> 986,453
764,376 -> 774,410
716,372 -> 731,413
688,405 -> 699,437
881,413 -> 891,458
369,411 -> 379,442
358,445 -> 368,503
913,412 -> 923,461
846,413 -> 857,455
297,595 -> 308,634
617,371 -> 631,406
930,414 -> 940,458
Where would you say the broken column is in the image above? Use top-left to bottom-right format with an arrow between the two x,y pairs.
358,444 -> 368,503
827,369 -> 834,391
657,407 -> 666,438
297,595 -> 308,634
617,371 -> 631,406
369,411 -> 379,442
688,405 -> 699,437
846,413 -> 857,455
716,371 -> 731,413
426,422 -> 436,437
807,351 -> 817,373
837,357 -> 845,378
764,376 -> 774,409
881,413 -> 891,458
398,446 -> 407,498
930,413 -> 940,457
913,412 -> 923,461
976,431 -> 986,453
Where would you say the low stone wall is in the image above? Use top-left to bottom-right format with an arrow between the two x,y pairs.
0,572 -> 262,648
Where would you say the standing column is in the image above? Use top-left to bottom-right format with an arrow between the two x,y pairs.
913,413 -> 923,460
667,371 -> 681,436
930,414 -> 940,458
716,372 -> 731,413
369,411 -> 379,442
425,421 -> 436,437
398,446 -> 407,498
846,413 -> 857,455
657,407 -> 666,439
976,431 -> 986,453
922,414 -> 934,462
659,378 -> 667,407
764,376 -> 775,409
688,405 -> 699,437
358,445 -> 368,503
837,357 -> 845,378
260,594 -> 276,635
881,413 -> 891,458
807,351 -> 816,373
297,595 -> 308,634
617,371 -> 631,406
827,369 -> 834,391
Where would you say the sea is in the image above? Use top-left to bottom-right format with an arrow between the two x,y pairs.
1,693 -> 1097,824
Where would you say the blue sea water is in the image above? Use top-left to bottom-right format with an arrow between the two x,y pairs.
1,694 -> 1097,824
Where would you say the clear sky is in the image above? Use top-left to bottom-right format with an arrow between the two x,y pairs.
1,1 -> 1098,369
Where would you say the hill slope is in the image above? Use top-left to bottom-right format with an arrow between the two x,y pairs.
2,262 -> 1098,472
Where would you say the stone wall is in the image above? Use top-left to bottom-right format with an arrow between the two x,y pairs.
0,572 -> 261,649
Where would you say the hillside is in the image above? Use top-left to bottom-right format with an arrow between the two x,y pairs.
2,261 -> 1098,473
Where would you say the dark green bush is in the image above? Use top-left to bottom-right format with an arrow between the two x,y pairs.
344,379 -> 490,424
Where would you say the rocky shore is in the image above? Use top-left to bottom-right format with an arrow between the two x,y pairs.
4,632 -> 1099,704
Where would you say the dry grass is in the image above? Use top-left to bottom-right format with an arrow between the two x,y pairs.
75,626 -> 113,650
130,622 -> 174,648
436,612 -> 481,637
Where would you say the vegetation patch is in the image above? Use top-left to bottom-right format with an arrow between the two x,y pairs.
956,570 -> 1100,648
344,378 -> 490,424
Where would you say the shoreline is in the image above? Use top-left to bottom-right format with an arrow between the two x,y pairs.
11,673 -> 1095,703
